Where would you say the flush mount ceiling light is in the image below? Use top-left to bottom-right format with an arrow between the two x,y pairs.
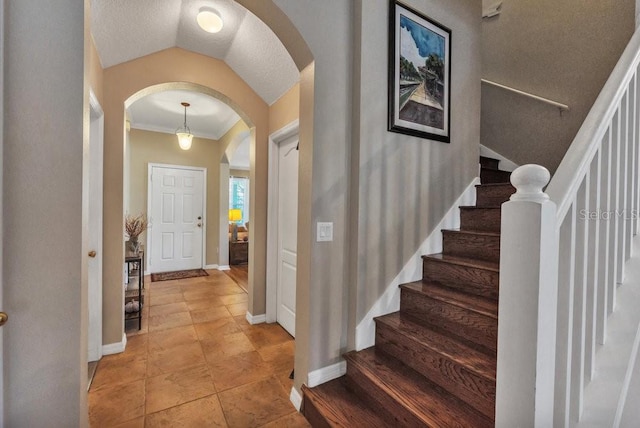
175,102 -> 193,150
197,8 -> 223,33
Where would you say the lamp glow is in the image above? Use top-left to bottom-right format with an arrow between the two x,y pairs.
175,102 -> 193,150
229,209 -> 242,242
228,209 -> 242,223
176,132 -> 193,150
197,9 -> 223,33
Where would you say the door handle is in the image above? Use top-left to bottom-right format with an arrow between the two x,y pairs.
88,250 -> 97,258
0,312 -> 8,327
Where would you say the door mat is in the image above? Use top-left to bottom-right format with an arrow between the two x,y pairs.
151,269 -> 209,282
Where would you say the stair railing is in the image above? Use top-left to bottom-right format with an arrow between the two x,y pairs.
496,28 -> 640,427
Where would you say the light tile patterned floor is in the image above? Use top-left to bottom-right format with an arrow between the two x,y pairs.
88,269 -> 309,428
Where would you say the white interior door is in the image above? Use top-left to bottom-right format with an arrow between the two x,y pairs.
277,135 -> 299,337
88,93 -> 103,362
149,165 -> 205,273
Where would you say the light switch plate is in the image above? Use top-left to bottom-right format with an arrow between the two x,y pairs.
317,222 -> 333,242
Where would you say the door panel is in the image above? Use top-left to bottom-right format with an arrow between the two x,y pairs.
150,166 -> 204,273
277,135 -> 299,337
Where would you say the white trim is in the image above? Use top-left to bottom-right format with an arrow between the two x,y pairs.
87,88 -> 104,364
204,264 -> 219,270
290,386 -> 303,411
246,312 -> 267,325
218,265 -> 230,271
355,177 -> 480,350
480,144 -> 519,172
614,320 -> 640,426
89,90 -> 103,117
0,1 -> 5,421
307,361 -> 347,388
146,163 -> 207,273
102,334 -> 127,355
266,120 -> 300,323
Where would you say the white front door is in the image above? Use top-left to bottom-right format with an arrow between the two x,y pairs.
277,135 -> 299,337
149,165 -> 205,273
88,93 -> 103,362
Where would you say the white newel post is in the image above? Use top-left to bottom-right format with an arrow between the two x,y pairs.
495,165 -> 559,427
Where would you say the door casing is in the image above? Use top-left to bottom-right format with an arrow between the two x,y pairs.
266,120 -> 299,324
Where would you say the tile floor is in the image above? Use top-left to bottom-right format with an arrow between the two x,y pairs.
88,270 -> 310,428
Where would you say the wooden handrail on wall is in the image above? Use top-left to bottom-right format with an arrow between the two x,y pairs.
481,78 -> 570,113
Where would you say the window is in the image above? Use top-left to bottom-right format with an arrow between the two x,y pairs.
229,176 -> 250,226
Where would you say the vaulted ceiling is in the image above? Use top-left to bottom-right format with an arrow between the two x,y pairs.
91,0 -> 299,158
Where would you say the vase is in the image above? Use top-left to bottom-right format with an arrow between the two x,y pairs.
126,239 -> 140,255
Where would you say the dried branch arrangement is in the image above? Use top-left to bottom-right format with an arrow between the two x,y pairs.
124,213 -> 148,241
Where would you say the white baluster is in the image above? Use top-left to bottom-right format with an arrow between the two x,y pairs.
554,208 -> 577,428
635,71 -> 640,236
571,180 -> 588,421
597,131 -> 612,346
496,165 -> 558,428
585,156 -> 600,382
610,110 -> 621,313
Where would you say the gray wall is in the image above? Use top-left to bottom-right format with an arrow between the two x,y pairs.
352,0 -> 481,334
482,0 -> 635,172
3,0 -> 88,425
274,0 -> 481,375
274,0 -> 354,373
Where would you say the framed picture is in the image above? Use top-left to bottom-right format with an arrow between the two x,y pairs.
388,0 -> 451,143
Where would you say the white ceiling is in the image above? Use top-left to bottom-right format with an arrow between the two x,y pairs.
230,136 -> 250,170
91,0 -> 299,151
128,90 -> 240,140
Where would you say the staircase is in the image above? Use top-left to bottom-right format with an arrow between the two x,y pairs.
302,157 -> 515,427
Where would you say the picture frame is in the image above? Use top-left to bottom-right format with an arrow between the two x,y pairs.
388,0 -> 451,143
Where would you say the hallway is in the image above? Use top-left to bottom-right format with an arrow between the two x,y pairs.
88,270 -> 308,427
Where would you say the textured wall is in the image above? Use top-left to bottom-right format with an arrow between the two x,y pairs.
482,0 -> 635,172
269,82 -> 300,133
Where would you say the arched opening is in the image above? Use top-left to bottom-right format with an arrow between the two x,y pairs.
98,1 -> 316,400
123,82 -> 254,281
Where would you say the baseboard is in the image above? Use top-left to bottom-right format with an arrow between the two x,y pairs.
354,177 -> 480,350
218,265 -> 230,271
614,320 -> 640,426
480,144 -> 519,172
102,333 -> 127,355
307,361 -> 347,388
290,386 -> 303,411
246,312 -> 266,325
204,264 -> 219,270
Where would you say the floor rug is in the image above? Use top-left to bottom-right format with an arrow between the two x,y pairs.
151,269 -> 209,282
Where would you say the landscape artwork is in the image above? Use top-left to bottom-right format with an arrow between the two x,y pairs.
388,1 -> 451,142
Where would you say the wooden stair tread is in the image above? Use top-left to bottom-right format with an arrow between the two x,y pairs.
375,312 -> 496,379
345,348 -> 493,428
302,378 -> 387,427
422,253 -> 499,272
400,280 -> 497,317
460,205 -> 502,210
442,229 -> 500,237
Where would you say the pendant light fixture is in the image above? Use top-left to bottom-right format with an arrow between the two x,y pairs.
176,102 -> 193,150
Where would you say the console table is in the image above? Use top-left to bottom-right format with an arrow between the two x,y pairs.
229,241 -> 248,265
124,252 -> 144,330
